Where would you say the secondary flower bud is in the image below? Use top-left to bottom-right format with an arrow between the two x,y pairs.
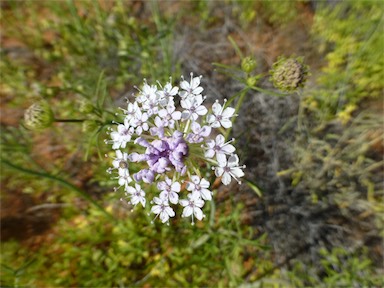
241,57 -> 257,74
24,100 -> 54,130
270,57 -> 309,93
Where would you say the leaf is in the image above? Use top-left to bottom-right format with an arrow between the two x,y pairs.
244,179 -> 263,197
191,234 -> 210,249
95,71 -> 106,110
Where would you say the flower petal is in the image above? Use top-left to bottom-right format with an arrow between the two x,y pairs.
182,206 -> 193,217
222,107 -> 235,118
221,172 -> 232,185
193,207 -> 204,220
212,102 -> 222,115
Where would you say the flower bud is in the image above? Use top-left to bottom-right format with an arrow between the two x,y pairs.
241,57 -> 257,74
24,101 -> 54,130
79,98 -> 95,114
82,120 -> 99,133
270,57 -> 309,93
246,76 -> 259,87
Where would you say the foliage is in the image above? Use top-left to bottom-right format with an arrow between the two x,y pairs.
2,1 -> 177,107
308,1 -> 384,119
0,201 -> 267,287
1,1 -> 382,287
288,246 -> 384,287
282,112 -> 384,238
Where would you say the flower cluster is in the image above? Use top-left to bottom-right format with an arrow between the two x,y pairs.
270,56 -> 309,93
106,73 -> 245,224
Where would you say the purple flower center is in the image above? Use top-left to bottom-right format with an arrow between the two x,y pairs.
133,131 -> 189,182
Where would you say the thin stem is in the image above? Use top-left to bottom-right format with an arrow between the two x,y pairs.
297,90 -> 304,132
225,88 -> 248,140
54,118 -> 86,123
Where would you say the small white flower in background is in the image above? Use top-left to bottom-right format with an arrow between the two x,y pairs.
112,150 -> 129,171
151,197 -> 175,224
179,193 -> 205,225
179,73 -> 204,99
132,110 -> 149,135
106,73 -> 245,224
158,104 -> 181,128
207,100 -> 236,128
123,101 -> 139,122
158,177 -> 181,204
117,169 -> 132,189
181,94 -> 208,121
186,175 -> 212,201
157,81 -> 179,106
215,154 -> 245,185
186,122 -> 211,143
109,119 -> 134,149
205,134 -> 236,163
126,183 -> 146,207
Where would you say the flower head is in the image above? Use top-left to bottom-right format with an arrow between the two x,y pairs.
24,100 -> 54,130
106,74 -> 244,224
270,56 -> 309,93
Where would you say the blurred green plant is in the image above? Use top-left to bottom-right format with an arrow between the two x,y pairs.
0,199 -> 268,287
307,0 -> 384,120
279,112 -> 384,243
287,246 -> 384,287
230,0 -> 299,28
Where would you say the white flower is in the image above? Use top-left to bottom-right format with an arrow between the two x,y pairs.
180,193 -> 205,224
141,91 -> 160,116
123,101 -> 139,122
205,134 -> 236,163
149,116 -> 165,138
158,103 -> 181,128
110,119 -> 134,149
157,177 -> 181,204
181,94 -> 208,121
158,82 -> 179,106
112,150 -> 129,172
132,110 -> 149,135
118,168 -> 132,188
179,73 -> 203,99
151,197 -> 175,223
215,154 -> 245,185
186,122 -> 211,143
126,183 -> 146,207
207,100 -> 235,128
186,175 -> 212,201
137,82 -> 157,104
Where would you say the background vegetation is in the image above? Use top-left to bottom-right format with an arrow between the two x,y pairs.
1,1 -> 383,287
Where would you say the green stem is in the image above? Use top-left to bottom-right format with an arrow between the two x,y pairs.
1,158 -> 117,222
225,88 -> 248,140
297,90 -> 304,132
54,118 -> 86,123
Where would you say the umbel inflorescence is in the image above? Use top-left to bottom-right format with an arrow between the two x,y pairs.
106,73 -> 245,224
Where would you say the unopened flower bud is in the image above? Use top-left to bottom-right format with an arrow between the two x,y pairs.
24,101 -> 54,130
246,76 -> 259,87
79,98 -> 95,114
270,57 -> 309,93
82,120 -> 99,133
241,57 -> 257,74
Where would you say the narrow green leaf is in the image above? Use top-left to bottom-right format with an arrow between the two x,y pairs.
244,179 -> 263,197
